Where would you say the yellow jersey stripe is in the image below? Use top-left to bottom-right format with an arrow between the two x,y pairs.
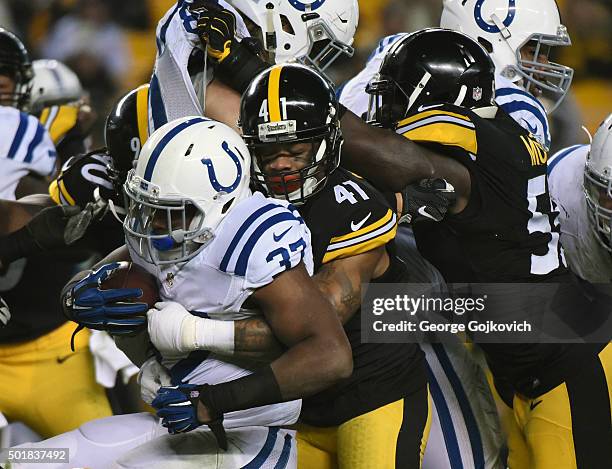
48,179 -> 61,205
48,106 -> 79,144
39,108 -> 50,126
330,209 -> 394,244
268,65 -> 283,122
136,84 -> 150,146
402,122 -> 477,154
323,223 -> 397,263
58,179 -> 76,206
396,109 -> 472,128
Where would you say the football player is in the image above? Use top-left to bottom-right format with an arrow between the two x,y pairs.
29,59 -> 92,163
365,28 -> 611,469
145,64 -> 436,469
0,27 -> 112,439
12,117 -> 353,468
548,113 -> 612,282
147,1 -> 452,199
341,0 -> 573,152
0,28 -> 57,199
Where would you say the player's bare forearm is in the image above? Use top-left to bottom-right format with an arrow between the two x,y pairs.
315,247 -> 386,324
253,263 -> 352,400
340,110 -> 435,191
233,317 -> 284,361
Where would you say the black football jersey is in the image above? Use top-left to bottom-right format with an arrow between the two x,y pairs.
396,105 -> 600,396
298,168 -> 426,426
398,104 -> 567,282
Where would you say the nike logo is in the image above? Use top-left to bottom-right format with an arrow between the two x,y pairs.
522,119 -> 538,135
351,212 -> 372,231
417,206 -> 437,221
530,400 -> 543,411
336,14 -> 348,24
56,353 -> 75,364
417,103 -> 444,112
273,227 -> 291,242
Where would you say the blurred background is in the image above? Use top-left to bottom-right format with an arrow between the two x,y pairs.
1,0 -> 609,152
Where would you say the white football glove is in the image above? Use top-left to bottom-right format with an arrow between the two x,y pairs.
137,356 -> 172,405
147,301 -> 234,355
0,295 -> 10,326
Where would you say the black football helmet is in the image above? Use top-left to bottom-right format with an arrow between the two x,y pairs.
366,28 -> 495,129
105,84 -> 149,195
240,63 -> 342,204
0,28 -> 33,110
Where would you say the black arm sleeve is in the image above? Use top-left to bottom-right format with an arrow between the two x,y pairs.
215,39 -> 268,95
199,365 -> 283,413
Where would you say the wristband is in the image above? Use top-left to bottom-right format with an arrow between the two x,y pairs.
193,317 -> 235,355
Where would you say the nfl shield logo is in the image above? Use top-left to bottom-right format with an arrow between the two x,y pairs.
473,87 -> 483,101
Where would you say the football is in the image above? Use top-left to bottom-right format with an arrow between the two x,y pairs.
101,262 -> 160,308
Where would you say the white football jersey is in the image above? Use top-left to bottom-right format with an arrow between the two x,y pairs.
129,192 -> 313,428
148,0 -> 250,132
548,144 -> 612,282
338,33 -> 551,150
0,106 -> 57,199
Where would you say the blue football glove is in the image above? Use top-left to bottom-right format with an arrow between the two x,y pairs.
62,262 -> 148,338
153,384 -> 228,450
153,384 -> 203,434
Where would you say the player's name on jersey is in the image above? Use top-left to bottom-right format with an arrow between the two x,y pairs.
360,283 -> 611,344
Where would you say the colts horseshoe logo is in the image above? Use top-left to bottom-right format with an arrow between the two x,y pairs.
473,0 -> 516,33
288,0 -> 327,12
201,141 -> 243,193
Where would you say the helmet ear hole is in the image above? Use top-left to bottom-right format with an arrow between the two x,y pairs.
280,15 -> 295,35
222,198 -> 235,215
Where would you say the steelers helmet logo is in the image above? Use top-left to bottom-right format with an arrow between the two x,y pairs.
287,0 -> 327,12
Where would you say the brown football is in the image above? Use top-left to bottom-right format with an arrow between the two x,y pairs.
101,262 -> 160,308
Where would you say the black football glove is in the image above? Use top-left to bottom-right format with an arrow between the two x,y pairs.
49,151 -> 115,208
400,178 -> 456,224
192,3 -> 236,63
0,204 -> 93,268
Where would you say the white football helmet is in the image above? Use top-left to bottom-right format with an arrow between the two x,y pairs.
123,117 -> 252,265
29,59 -> 83,113
227,0 -> 358,75
441,0 -> 573,111
584,113 -> 612,253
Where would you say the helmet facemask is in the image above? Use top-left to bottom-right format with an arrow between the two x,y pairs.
123,171 -> 214,266
250,123 -> 341,205
584,166 -> 612,253
505,26 -> 573,111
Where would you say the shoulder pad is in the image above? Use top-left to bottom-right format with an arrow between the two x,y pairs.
395,104 -> 477,154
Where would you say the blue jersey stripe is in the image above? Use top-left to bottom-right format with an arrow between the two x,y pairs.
495,87 -> 546,114
156,1 -> 181,52
273,433 -> 292,469
235,212 -> 298,276
149,73 -> 168,131
143,117 -> 206,181
23,123 -> 45,163
427,362 -> 465,469
169,350 -> 211,385
499,100 -> 550,147
547,144 -> 585,176
219,203 -> 280,272
242,427 -> 279,468
432,344 -> 484,468
7,112 -> 29,159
